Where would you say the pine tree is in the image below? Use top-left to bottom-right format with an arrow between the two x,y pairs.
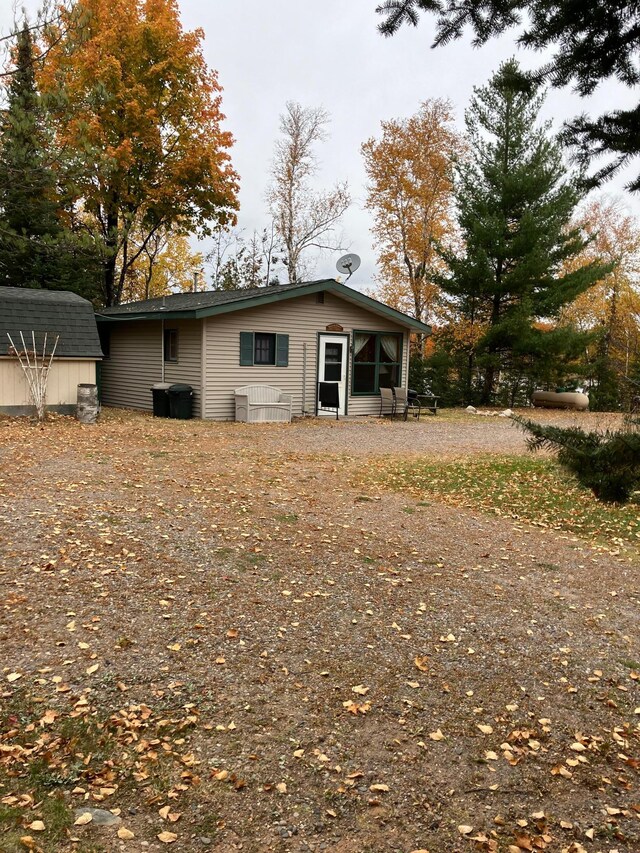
442,60 -> 609,405
0,23 -> 100,297
0,23 -> 60,288
513,414 -> 640,503
376,1 -> 640,191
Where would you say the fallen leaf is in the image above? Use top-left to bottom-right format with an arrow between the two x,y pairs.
27,821 -> 45,832
74,813 -> 93,826
369,783 -> 390,792
477,724 -> 493,734
429,729 -> 445,741
6,672 -> 22,683
351,684 -> 369,695
86,663 -> 99,675
276,782 -> 287,794
414,656 -> 429,672
117,827 -> 135,840
157,831 -> 178,843
458,825 -> 473,835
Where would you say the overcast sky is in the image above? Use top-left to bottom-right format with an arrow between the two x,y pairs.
181,0 -> 639,290
3,0 -> 639,291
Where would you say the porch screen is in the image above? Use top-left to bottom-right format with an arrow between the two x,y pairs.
352,332 -> 402,394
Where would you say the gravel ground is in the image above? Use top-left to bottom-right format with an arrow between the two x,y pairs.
0,408 -> 638,853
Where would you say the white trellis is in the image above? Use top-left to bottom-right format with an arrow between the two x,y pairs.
6,331 -> 59,421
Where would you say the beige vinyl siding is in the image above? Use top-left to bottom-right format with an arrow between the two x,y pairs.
100,319 -> 202,416
203,291 -> 408,420
100,320 -> 160,411
163,319 -> 202,417
0,358 -> 96,408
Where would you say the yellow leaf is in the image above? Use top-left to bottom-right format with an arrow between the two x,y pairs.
406,680 -> 420,689
458,825 -> 473,835
351,684 -> 369,695
293,749 -> 304,758
414,655 -> 429,672
27,821 -> 45,832
6,672 -> 22,683
477,724 -> 493,734
117,827 -> 135,840
158,806 -> 171,819
369,783 -> 389,792
429,729 -> 445,741
157,831 -> 178,843
86,663 -> 99,675
570,742 -> 586,751
19,837 -> 36,850
167,644 -> 181,652
276,782 -> 287,794
74,812 -> 93,826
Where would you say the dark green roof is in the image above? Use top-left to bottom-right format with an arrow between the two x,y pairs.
96,279 -> 432,334
0,287 -> 103,358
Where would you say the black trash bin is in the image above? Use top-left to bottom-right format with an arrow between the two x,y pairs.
151,383 -> 171,417
168,384 -> 194,420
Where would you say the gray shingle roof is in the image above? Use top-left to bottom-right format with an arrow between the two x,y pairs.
97,280 -> 328,316
95,279 -> 432,334
0,287 -> 103,358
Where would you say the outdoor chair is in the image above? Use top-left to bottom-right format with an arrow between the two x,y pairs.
379,386 -> 395,418
393,386 -> 423,421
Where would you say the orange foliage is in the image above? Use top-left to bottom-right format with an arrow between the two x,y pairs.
362,99 -> 461,325
560,196 -> 640,371
39,0 -> 239,305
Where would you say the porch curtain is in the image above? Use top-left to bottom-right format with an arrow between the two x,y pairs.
380,334 -> 399,362
353,333 -> 371,359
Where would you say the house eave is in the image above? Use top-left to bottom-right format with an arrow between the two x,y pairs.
96,280 -> 432,334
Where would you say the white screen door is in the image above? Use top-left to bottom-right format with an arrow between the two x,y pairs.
317,334 -> 348,416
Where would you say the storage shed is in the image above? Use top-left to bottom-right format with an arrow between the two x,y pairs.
0,287 -> 103,416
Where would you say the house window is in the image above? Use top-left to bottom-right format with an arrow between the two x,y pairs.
164,328 -> 178,362
254,332 -> 276,364
240,332 -> 289,367
352,331 -> 402,394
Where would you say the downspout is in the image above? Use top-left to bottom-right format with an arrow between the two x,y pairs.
302,342 -> 307,415
161,318 -> 165,382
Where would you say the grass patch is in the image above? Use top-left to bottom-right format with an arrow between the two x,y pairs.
362,454 -> 640,549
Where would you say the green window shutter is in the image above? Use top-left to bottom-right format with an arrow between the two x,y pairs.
239,332 -> 254,365
276,334 -> 289,367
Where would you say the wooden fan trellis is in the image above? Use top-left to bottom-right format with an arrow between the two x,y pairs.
6,331 -> 59,420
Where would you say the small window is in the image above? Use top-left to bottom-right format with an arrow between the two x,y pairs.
239,332 -> 289,367
254,332 -> 276,364
164,329 -> 178,362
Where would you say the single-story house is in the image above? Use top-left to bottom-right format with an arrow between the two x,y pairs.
96,279 -> 431,419
0,286 -> 103,416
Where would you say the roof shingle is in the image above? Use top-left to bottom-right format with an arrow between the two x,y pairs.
0,287 -> 103,358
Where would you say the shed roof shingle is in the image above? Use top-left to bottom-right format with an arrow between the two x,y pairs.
0,287 -> 103,358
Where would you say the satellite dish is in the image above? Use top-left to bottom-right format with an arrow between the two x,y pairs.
336,253 -> 361,281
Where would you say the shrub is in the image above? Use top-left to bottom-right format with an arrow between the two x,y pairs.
512,415 -> 640,503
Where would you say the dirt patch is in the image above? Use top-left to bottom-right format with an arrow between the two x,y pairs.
0,408 -> 638,853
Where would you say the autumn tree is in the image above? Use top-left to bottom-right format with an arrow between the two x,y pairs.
362,98 -> 459,328
560,197 -> 640,409
376,1 -> 640,191
442,60 -> 608,406
267,102 -> 350,283
120,225 -> 204,302
40,0 -> 239,306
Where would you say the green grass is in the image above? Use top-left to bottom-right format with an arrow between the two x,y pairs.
362,454 -> 640,550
